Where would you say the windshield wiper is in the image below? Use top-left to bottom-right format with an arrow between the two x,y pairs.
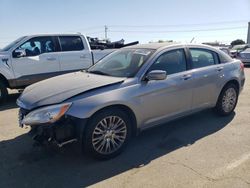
87,70 -> 110,76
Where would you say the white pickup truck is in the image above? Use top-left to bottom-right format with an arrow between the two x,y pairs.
0,34 -> 115,102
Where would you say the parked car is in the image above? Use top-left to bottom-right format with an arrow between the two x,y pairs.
236,47 -> 250,65
0,34 -> 115,103
17,43 -> 245,159
230,44 -> 250,58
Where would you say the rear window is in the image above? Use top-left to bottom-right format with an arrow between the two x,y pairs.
219,52 -> 233,63
190,49 -> 219,68
59,36 -> 84,51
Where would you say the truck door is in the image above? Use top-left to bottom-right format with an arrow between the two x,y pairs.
11,36 -> 60,86
57,35 -> 92,72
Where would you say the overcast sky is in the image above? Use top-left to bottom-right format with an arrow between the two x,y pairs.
0,0 -> 249,47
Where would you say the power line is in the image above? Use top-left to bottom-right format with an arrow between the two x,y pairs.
109,26 -> 247,33
108,20 -> 249,28
85,31 -> 104,35
78,26 -> 103,31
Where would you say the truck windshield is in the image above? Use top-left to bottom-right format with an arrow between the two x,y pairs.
1,36 -> 26,52
88,48 -> 154,77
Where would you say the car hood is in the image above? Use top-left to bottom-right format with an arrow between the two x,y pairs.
17,71 -> 125,110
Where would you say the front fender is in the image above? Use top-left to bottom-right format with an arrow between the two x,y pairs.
66,98 -> 135,120
0,55 -> 14,80
65,85 -> 138,120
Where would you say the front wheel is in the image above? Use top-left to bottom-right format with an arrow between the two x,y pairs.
83,109 -> 131,159
214,83 -> 239,116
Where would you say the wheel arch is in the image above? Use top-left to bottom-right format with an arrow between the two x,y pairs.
0,73 -> 9,88
216,79 -> 240,104
222,79 -> 240,92
85,104 -> 138,137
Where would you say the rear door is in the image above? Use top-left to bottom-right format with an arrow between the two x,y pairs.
11,36 -> 60,86
188,48 -> 224,109
58,35 -> 92,72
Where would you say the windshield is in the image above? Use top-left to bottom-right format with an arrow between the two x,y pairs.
1,36 -> 26,52
88,48 -> 154,77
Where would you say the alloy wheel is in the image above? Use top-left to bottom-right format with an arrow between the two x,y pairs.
92,116 -> 127,154
222,88 -> 237,113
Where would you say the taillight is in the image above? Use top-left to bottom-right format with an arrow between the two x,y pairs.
240,62 -> 244,71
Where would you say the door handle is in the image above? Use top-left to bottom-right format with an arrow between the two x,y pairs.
47,57 -> 56,61
216,66 -> 224,71
182,74 -> 192,80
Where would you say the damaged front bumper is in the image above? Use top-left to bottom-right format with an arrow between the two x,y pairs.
18,108 -> 87,147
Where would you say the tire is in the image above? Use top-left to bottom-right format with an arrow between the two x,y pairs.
83,108 -> 132,159
0,81 -> 8,104
214,83 -> 239,116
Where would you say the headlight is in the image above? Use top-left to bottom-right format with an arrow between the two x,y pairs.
22,103 -> 71,125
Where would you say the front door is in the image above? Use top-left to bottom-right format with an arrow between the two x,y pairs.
11,36 -> 60,86
139,48 -> 194,127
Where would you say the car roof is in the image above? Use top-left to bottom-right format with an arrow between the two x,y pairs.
125,42 -> 182,50
22,33 -> 85,38
124,42 -> 181,50
124,42 -> 220,51
213,46 -> 229,49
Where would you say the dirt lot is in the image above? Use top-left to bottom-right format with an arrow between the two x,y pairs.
0,68 -> 250,188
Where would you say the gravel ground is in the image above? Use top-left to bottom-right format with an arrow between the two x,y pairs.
0,68 -> 249,188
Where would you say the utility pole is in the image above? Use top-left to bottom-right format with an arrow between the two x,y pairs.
247,22 -> 250,44
104,25 -> 108,41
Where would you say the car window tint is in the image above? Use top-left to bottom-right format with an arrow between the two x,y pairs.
17,36 -> 55,57
104,52 -> 131,69
219,51 -> 233,63
220,48 -> 229,55
88,49 -> 154,77
149,49 -> 187,75
190,49 -> 218,68
59,36 -> 84,51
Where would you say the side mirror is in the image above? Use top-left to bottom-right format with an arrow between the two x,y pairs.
13,49 -> 26,58
146,70 -> 167,81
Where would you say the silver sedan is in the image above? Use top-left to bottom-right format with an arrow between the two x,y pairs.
17,43 -> 245,159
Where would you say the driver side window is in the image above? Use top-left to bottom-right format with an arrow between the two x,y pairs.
15,37 -> 55,57
148,49 -> 187,75
18,40 -> 41,57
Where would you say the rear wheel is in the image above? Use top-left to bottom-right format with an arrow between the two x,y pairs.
83,109 -> 131,159
0,82 -> 8,104
214,83 -> 238,116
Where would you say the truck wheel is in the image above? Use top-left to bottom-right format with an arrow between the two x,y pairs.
214,83 -> 238,116
83,108 -> 131,159
0,82 -> 8,104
